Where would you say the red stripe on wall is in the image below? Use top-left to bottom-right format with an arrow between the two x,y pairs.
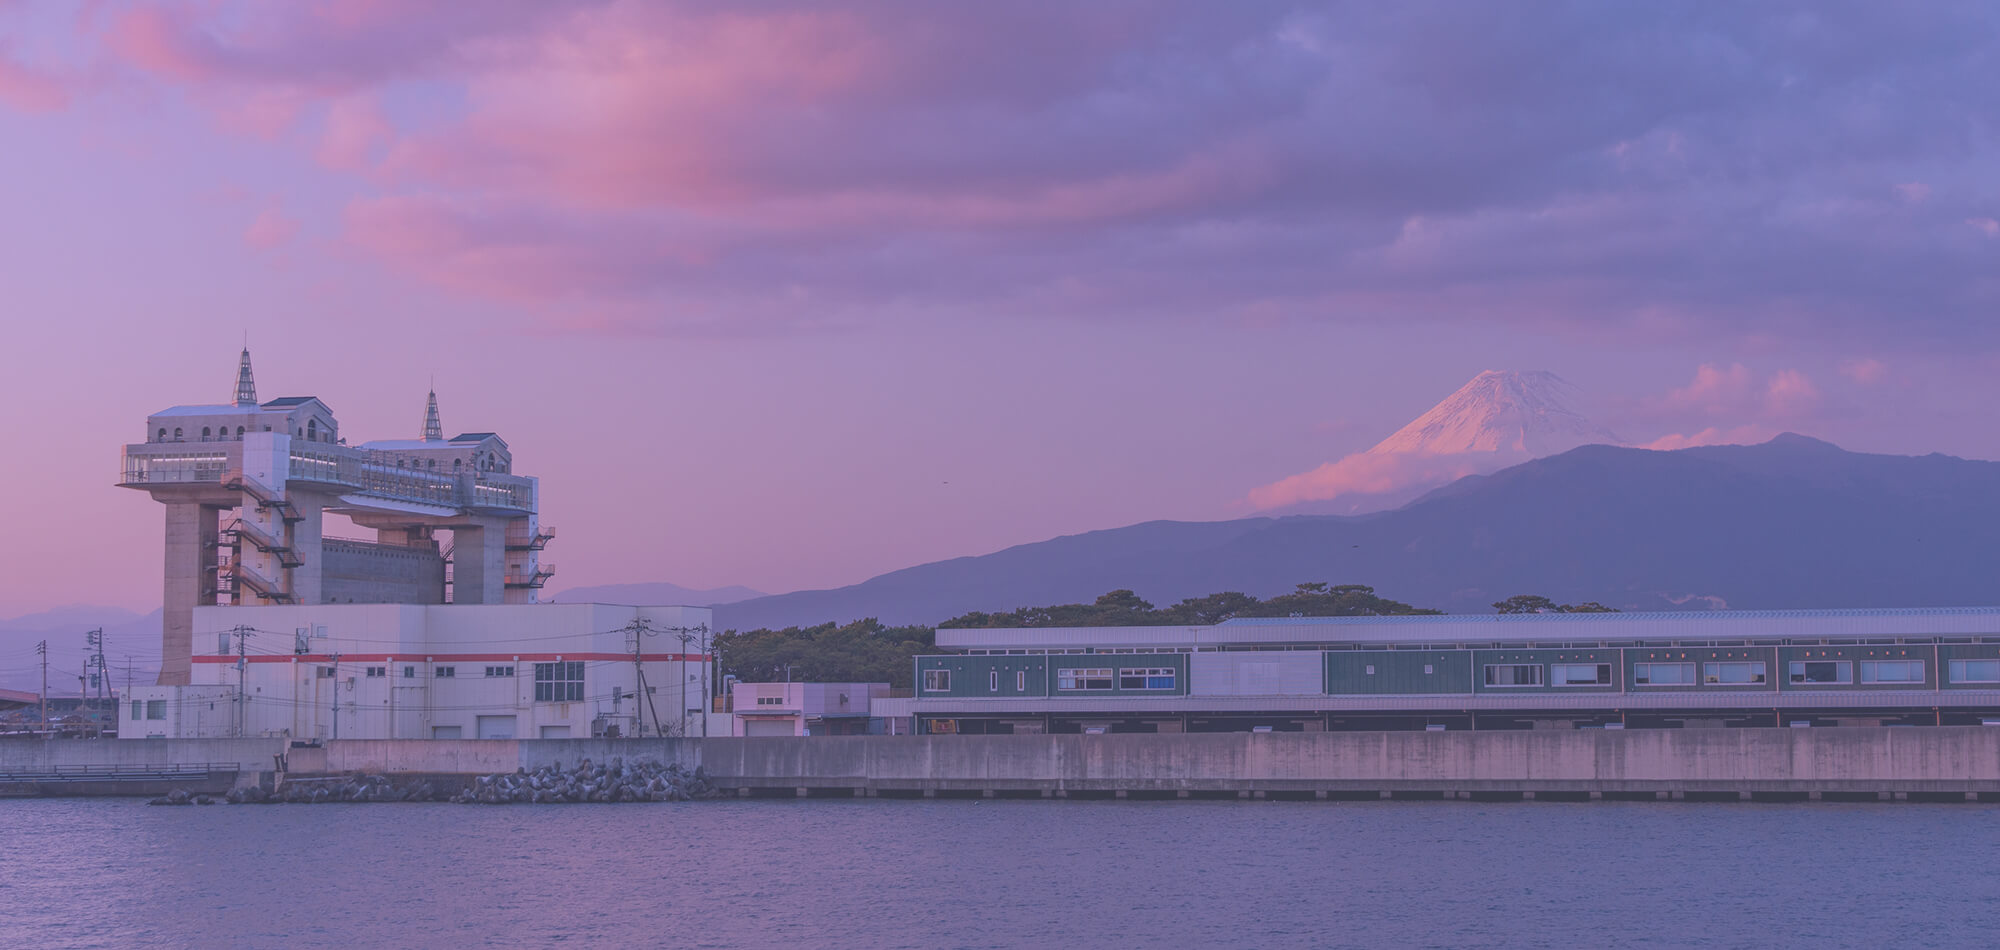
192,653 -> 712,663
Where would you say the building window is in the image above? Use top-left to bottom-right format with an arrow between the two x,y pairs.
1704,661 -> 1767,685
1633,662 -> 1697,685
131,700 -> 142,720
1423,664 -> 1434,675
317,666 -> 335,678
485,665 -> 515,678
1365,664 -> 1376,675
1949,659 -> 2000,683
1789,660 -> 1851,684
236,426 -> 244,439
1119,668 -> 1176,690
1859,660 -> 1924,684
990,670 -> 1000,692
365,666 -> 386,678
173,427 -> 183,440
145,700 -> 166,720
403,666 -> 416,678
923,669 -> 950,692
1552,663 -> 1612,686
1057,668 -> 1115,691
1016,671 -> 1026,691
201,426 -> 211,441
435,666 -> 456,678
756,696 -> 784,705
533,661 -> 583,701
157,428 -> 166,442
1483,664 -> 1542,687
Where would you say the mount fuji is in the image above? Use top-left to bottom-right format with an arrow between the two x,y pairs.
1249,370 -> 1622,514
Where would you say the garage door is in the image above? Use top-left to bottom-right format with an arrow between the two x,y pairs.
744,719 -> 795,737
476,715 -> 516,739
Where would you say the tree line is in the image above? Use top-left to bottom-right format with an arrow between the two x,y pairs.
712,585 -> 1615,688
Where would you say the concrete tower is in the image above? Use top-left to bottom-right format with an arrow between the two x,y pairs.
121,354 -> 551,684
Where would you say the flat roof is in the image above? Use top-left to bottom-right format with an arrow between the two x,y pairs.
935,606 -> 2000,650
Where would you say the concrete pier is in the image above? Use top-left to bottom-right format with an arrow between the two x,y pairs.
11,728 -> 2000,798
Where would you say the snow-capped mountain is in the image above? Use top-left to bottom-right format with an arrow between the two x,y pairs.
1247,370 -> 1621,513
1372,370 -> 1621,457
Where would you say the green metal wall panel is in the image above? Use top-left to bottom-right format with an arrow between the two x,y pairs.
914,655 -> 1051,698
1939,644 -> 2000,689
1325,651 -> 1471,694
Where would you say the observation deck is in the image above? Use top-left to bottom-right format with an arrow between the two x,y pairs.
119,441 -> 535,514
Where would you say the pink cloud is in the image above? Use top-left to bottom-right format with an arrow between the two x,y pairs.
1970,218 -> 2000,237
1839,357 -> 1887,385
1762,368 -> 1820,416
1892,182 -> 1929,203
1639,424 -> 1774,451
244,203 -> 300,250
0,45 -> 70,112
317,95 -> 393,170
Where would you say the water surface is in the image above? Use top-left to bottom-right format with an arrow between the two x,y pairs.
2,798 -> 1995,949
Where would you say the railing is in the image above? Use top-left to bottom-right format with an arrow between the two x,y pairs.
0,763 -> 240,782
121,442 -> 533,512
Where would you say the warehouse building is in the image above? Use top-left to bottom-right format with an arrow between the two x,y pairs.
901,608 -> 2000,734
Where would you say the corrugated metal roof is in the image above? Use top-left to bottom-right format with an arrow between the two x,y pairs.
907,689 -> 2000,714
1220,607 -> 2000,626
934,606 -> 2000,651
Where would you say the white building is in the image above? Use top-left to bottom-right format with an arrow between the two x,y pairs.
116,352 -> 717,741
121,604 -> 714,740
730,682 -> 894,736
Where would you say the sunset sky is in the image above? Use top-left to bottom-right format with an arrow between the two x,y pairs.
1,2 -> 1996,617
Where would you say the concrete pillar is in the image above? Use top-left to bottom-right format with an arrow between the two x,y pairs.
159,502 -> 219,685
1588,791 -> 1603,801
1809,791 -> 1823,801
1670,791 -> 1686,801
1522,791 -> 1536,801
448,521 -> 508,604
1738,791 -> 1753,801
1113,790 -> 1127,799
1237,790 -> 1251,800
288,490 -> 325,605
1314,790 -> 1328,801
1252,790 -> 1266,800
921,789 -> 937,798
795,787 -> 808,798
1893,791 -> 1909,802
1378,790 -> 1392,800
1968,792 -> 1981,802
737,787 -> 750,797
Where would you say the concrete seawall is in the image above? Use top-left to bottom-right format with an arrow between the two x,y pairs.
8,729 -> 2000,799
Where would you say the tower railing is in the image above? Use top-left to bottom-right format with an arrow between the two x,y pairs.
120,442 -> 533,513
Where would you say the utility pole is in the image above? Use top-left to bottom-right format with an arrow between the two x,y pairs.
35,640 -> 47,732
230,625 -> 252,737
627,618 -> 665,737
329,652 -> 341,741
85,628 -> 106,707
666,624 -> 709,739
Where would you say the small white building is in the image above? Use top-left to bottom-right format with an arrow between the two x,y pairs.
121,603 -> 714,740
730,682 -> 895,737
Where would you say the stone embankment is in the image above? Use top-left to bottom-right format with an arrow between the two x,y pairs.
150,758 -> 720,805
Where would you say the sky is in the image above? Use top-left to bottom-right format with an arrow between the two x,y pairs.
0,1 -> 1997,618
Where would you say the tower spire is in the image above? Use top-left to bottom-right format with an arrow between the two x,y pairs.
422,389 -> 443,442
234,348 -> 258,407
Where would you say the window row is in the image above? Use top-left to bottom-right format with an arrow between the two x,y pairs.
921,666 -> 1182,692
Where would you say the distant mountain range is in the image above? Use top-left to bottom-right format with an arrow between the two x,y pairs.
712,435 -> 2000,630
549,582 -> 767,607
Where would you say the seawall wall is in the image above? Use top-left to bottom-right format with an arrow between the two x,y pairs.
8,729 -> 2000,797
